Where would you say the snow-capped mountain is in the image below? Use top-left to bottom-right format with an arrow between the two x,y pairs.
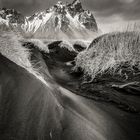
0,8 -> 25,26
67,0 -> 97,30
23,0 -> 98,40
0,0 -> 99,40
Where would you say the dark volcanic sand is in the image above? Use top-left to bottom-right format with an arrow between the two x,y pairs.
4,41 -> 138,140
0,53 -> 134,140
41,45 -> 140,140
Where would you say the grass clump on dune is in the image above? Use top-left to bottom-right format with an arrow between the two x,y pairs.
75,31 -> 140,81
0,30 -> 48,84
0,30 -> 32,69
21,39 -> 49,53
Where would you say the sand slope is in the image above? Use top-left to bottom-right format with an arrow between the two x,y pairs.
0,53 -> 139,140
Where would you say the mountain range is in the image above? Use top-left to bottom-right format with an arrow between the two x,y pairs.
0,0 -> 99,40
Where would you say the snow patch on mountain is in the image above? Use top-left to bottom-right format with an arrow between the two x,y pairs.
0,0 -> 99,40
22,0 -> 98,40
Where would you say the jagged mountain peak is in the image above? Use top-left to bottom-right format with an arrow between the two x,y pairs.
0,8 -> 25,25
38,0 -> 83,16
0,0 -> 99,40
52,1 -> 67,14
70,0 -> 83,9
21,0 -> 98,40
55,1 -> 65,6
67,0 -> 84,17
72,0 -> 81,4
54,1 -> 65,9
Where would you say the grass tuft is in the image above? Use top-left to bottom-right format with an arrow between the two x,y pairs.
22,39 -> 49,53
0,30 -> 32,69
75,31 -> 140,81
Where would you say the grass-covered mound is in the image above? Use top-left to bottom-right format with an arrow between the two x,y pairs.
75,31 -> 140,81
0,30 -> 32,69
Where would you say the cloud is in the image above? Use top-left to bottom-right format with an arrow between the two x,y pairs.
0,0 -> 68,15
82,0 -> 140,21
0,0 -> 140,21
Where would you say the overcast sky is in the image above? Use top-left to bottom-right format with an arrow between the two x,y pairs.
0,0 -> 140,32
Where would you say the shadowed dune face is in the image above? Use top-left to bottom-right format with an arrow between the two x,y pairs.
0,54 -> 129,140
0,54 -> 63,140
48,41 -> 77,62
0,32 -> 135,140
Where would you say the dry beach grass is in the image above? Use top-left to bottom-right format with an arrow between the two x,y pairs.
75,31 -> 140,81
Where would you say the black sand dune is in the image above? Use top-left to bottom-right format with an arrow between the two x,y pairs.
22,39 -> 140,114
43,44 -> 140,113
48,41 -> 77,62
40,44 -> 140,139
0,53 -> 139,140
